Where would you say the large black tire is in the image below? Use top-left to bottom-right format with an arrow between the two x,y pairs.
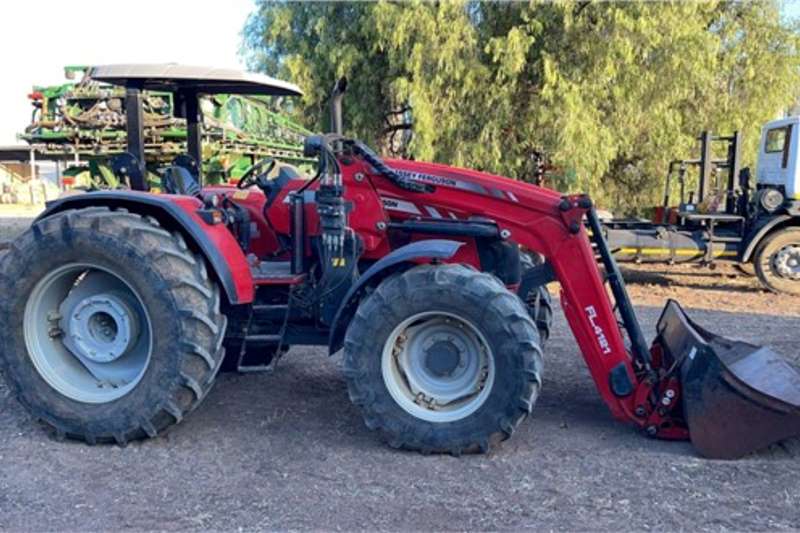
754,228 -> 800,296
0,207 -> 227,444
519,253 -> 554,343
343,264 -> 543,454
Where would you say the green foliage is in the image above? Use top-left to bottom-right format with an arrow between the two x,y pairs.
243,1 -> 800,212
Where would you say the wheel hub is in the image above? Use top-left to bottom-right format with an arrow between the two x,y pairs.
24,264 -> 152,404
61,293 -> 139,363
773,245 -> 800,280
424,341 -> 461,377
382,312 -> 495,423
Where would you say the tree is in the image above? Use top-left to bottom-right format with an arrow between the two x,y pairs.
243,0 -> 800,212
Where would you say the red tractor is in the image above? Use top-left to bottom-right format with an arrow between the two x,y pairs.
1,65 -> 798,458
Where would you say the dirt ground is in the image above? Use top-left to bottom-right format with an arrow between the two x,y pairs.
0,208 -> 39,247
1,215 -> 799,531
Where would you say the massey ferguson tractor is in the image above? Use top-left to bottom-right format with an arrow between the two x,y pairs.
1,65 -> 798,459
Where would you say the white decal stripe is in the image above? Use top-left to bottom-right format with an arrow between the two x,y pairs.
381,197 -> 422,215
425,206 -> 442,218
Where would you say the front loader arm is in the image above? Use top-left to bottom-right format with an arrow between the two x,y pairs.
524,196 -> 644,423
372,163 -> 648,423
375,169 -> 648,423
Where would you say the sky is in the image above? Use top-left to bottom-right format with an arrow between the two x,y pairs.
0,0 -> 255,145
786,0 -> 800,20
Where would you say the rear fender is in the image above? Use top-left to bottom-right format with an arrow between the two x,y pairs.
37,191 -> 254,305
327,239 -> 463,355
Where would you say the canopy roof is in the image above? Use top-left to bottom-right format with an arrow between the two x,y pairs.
88,64 -> 303,97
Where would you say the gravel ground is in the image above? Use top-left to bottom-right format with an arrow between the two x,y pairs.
1,216 -> 799,531
0,213 -> 35,249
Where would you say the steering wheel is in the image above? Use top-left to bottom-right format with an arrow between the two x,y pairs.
237,158 -> 276,189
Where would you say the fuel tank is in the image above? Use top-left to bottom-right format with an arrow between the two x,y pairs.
605,226 -> 738,263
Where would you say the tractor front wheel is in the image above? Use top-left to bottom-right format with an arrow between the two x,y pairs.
343,264 -> 543,454
0,207 -> 227,444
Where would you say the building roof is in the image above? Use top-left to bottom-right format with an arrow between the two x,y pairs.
88,64 -> 303,97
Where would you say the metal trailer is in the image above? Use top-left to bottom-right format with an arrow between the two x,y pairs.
0,65 -> 315,191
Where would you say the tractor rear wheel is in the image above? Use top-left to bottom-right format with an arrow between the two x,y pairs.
0,207 -> 227,444
343,264 -> 543,454
754,228 -> 800,296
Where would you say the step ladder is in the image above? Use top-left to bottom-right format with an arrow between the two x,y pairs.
236,302 -> 290,373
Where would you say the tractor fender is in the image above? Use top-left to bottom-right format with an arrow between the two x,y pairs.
740,214 -> 794,263
327,239 -> 464,355
36,191 -> 254,305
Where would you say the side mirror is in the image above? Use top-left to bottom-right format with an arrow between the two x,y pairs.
330,76 -> 348,135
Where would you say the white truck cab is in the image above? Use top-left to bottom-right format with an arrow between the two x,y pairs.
756,116 -> 800,200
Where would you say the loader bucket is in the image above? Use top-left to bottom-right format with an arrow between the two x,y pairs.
656,300 -> 800,459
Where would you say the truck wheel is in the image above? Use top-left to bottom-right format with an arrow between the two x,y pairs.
0,207 -> 227,444
343,264 -> 543,454
519,253 -> 553,343
754,228 -> 800,296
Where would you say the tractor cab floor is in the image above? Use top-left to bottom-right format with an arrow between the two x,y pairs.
250,260 -> 305,285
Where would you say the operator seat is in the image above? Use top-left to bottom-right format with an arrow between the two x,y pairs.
161,165 -> 201,196
261,162 -> 304,207
161,154 -> 201,196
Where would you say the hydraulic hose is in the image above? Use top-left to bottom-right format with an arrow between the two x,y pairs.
586,206 -> 653,373
347,140 -> 433,193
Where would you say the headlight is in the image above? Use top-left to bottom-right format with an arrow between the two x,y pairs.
759,188 -> 785,213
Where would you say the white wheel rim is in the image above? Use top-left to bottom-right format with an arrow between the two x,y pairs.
773,244 -> 800,280
24,263 -> 153,404
381,311 -> 495,423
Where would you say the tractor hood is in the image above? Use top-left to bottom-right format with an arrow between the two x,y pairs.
384,158 -> 562,204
